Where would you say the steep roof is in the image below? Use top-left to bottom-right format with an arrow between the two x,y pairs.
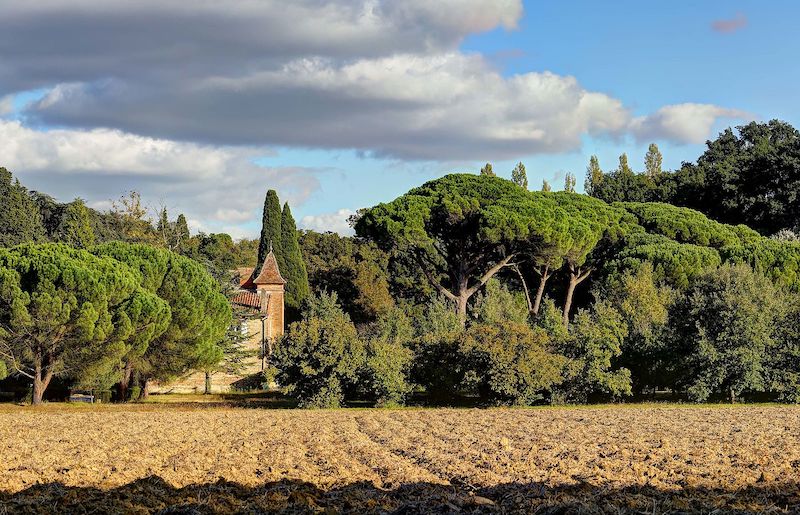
253,250 -> 286,285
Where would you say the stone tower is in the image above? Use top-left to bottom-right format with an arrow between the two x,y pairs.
252,249 -> 285,341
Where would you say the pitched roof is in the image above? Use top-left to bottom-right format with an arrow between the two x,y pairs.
231,290 -> 261,309
253,250 -> 286,285
236,267 -> 255,287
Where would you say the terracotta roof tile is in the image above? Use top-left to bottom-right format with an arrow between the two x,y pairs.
253,250 -> 286,285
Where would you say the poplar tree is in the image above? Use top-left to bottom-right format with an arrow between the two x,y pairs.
584,155 -> 603,195
281,202 -> 310,312
617,153 -> 634,175
644,143 -> 663,178
255,190 -> 283,275
511,162 -> 528,189
564,172 -> 576,192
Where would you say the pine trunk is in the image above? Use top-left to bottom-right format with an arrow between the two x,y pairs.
118,361 -> 134,402
204,372 -> 212,395
562,275 -> 578,327
532,266 -> 551,316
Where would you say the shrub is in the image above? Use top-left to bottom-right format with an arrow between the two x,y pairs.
673,264 -> 784,402
460,322 -> 565,405
472,278 -> 529,326
558,301 -> 632,402
361,308 -> 414,406
271,292 -> 365,408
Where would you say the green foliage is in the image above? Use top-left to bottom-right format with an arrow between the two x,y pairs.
563,172 -> 576,193
272,292 -> 365,408
280,203 -> 310,313
355,174 -> 534,322
602,263 -> 675,392
480,163 -> 495,177
584,155 -> 603,196
558,301 -> 632,402
644,143 -> 663,178
511,162 -> 528,189
55,199 -> 96,248
90,242 -> 231,385
361,308 -> 414,406
0,243 -> 168,403
0,167 -> 46,246
541,180 -> 551,192
607,232 -> 722,289
674,264 -> 783,402
590,120 -> 800,235
298,230 -> 394,323
460,322 -> 566,405
472,278 -> 529,326
255,190 -> 282,273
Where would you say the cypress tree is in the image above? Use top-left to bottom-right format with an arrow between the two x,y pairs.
255,190 -> 283,274
174,214 -> 190,252
0,167 -> 46,246
280,202 -> 310,311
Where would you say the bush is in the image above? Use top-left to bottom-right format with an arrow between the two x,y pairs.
558,301 -> 632,402
674,264 -> 784,402
407,296 -> 465,401
361,308 -> 414,406
460,322 -> 565,405
271,292 -> 365,408
472,278 -> 529,326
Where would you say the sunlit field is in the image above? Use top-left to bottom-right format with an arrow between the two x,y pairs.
1,402 -> 799,513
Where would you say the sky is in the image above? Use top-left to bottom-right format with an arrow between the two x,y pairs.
1,1 -> 798,238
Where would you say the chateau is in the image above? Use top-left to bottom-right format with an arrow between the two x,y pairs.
155,250 -> 286,393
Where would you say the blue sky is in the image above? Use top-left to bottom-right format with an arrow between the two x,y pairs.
1,1 -> 796,237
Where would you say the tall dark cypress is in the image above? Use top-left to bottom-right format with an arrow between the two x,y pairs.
280,202 -> 310,311
0,167 -> 46,246
254,190 -> 283,275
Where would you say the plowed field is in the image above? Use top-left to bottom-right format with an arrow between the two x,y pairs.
1,404 -> 799,513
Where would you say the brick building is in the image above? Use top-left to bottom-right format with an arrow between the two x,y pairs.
153,250 -> 286,393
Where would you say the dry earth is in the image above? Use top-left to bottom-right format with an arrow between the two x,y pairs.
1,403 -> 799,514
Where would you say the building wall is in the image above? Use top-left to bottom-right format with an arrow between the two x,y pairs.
152,318 -> 269,394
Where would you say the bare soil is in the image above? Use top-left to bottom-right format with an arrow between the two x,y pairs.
0,403 -> 798,513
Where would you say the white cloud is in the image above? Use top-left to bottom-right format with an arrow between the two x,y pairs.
631,103 -> 750,145
0,119 -> 320,234
301,209 -> 356,236
0,95 -> 13,116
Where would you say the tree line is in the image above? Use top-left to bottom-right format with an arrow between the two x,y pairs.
273,155 -> 800,407
4,120 -> 800,407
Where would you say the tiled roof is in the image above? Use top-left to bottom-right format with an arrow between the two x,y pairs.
253,250 -> 286,285
236,267 -> 255,287
231,290 -> 261,309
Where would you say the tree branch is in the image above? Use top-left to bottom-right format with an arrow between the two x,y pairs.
466,253 -> 516,297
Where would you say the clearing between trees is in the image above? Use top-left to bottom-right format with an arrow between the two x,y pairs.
1,404 -> 798,513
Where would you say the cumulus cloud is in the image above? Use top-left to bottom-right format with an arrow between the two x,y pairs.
301,209 -> 356,236
0,120 -> 320,236
631,103 -> 750,145
0,0 -> 744,161
712,13 -> 747,33
27,55 -> 637,160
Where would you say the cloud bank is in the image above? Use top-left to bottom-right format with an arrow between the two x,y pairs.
0,1 -> 750,235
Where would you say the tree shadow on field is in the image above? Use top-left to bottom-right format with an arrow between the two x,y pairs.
1,476 -> 798,514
